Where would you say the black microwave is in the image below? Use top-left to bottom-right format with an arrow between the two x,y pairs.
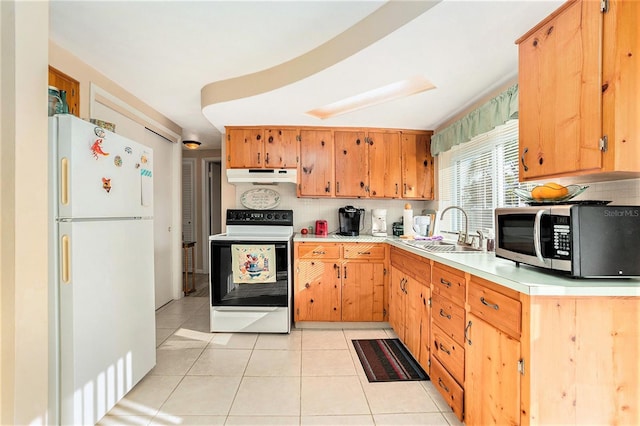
495,204 -> 640,278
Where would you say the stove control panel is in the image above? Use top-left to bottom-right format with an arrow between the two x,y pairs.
226,209 -> 293,226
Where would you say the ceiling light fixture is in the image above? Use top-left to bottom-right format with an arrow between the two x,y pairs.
183,140 -> 201,150
307,75 -> 436,120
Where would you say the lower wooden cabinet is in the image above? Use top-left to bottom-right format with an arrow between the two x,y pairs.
294,242 -> 387,322
464,312 -> 521,425
431,356 -> 464,420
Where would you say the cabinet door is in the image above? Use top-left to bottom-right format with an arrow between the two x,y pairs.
49,66 -> 80,117
389,266 -> 406,339
518,0 -> 601,180
418,285 -> 431,373
602,0 -> 640,174
368,131 -> 402,198
403,277 -> 422,357
465,313 -> 521,426
334,131 -> 368,197
227,128 -> 264,168
299,130 -> 334,197
295,260 -> 341,321
341,261 -> 385,321
264,128 -> 298,169
401,132 -> 434,199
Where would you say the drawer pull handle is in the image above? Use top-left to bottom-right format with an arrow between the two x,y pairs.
439,309 -> 451,320
480,297 -> 499,310
438,378 -> 450,393
465,320 -> 473,345
439,342 -> 451,355
439,278 -> 452,288
312,251 -> 326,255
357,251 -> 371,255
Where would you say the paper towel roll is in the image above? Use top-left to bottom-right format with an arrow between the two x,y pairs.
402,205 -> 414,236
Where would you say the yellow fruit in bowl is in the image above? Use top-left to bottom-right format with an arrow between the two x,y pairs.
531,183 -> 569,200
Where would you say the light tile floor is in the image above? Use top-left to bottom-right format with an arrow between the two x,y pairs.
100,294 -> 464,426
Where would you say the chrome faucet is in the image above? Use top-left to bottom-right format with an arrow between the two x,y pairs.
440,206 -> 470,245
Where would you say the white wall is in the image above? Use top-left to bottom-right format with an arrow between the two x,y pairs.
0,1 -> 50,424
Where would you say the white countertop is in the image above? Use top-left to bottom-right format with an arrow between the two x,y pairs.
294,233 -> 640,297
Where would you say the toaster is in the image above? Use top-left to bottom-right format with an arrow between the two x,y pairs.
315,220 -> 328,237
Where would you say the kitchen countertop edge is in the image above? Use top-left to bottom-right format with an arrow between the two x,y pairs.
294,233 -> 640,297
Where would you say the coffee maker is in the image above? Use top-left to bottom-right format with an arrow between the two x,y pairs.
371,209 -> 387,236
338,206 -> 364,236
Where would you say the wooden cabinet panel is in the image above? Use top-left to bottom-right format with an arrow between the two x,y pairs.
334,131 -> 368,197
431,293 -> 465,346
297,243 -> 341,259
403,277 -> 422,357
432,263 -> 466,307
343,243 -> 385,260
227,128 -> 264,168
295,260 -> 341,321
299,129 -> 334,197
264,128 -> 298,168
389,266 -> 407,339
389,246 -> 430,285
468,278 -> 521,339
602,0 -> 640,174
368,131 -> 402,198
465,312 -> 521,426
431,357 -> 464,420
48,66 -> 80,117
341,261 -> 385,322
432,325 -> 465,384
418,283 -> 431,374
517,0 -> 603,180
401,132 -> 434,199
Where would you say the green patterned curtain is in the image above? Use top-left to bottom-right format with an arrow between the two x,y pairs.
431,84 -> 519,156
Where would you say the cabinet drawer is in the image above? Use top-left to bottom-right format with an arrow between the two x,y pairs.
297,243 -> 341,259
390,247 -> 430,284
432,324 -> 464,385
432,263 -> 465,306
343,244 -> 385,260
431,293 -> 465,345
468,279 -> 521,339
430,357 -> 464,421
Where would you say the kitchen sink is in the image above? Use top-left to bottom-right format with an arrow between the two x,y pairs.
401,239 -> 484,253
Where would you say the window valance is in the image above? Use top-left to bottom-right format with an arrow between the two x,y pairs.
431,84 -> 518,156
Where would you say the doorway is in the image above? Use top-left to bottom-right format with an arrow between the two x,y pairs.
202,159 -> 222,274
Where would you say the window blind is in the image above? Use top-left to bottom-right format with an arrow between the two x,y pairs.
438,119 -> 520,234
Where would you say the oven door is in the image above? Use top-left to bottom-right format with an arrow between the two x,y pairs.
209,238 -> 291,308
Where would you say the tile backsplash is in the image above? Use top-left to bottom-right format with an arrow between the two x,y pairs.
233,183 -> 437,235
230,178 -> 639,235
572,178 -> 640,205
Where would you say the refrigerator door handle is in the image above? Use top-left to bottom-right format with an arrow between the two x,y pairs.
61,235 -> 71,283
61,157 -> 69,205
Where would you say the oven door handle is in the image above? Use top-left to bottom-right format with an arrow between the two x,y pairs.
533,209 -> 547,263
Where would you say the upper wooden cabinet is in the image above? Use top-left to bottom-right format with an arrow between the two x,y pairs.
369,131 -> 403,198
334,130 -> 369,197
401,131 -> 434,199
298,129 -> 334,197
48,66 -> 80,117
226,127 -> 298,169
517,0 -> 640,181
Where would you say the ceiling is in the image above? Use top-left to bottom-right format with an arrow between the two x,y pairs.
50,0 -> 563,151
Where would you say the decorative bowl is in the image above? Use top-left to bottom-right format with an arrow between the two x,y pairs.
512,184 -> 589,204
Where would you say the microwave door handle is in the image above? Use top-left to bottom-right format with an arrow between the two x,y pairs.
533,209 -> 546,263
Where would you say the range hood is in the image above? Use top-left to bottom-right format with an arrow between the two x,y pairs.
226,168 -> 297,184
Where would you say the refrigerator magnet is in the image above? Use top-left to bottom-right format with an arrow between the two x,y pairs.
114,155 -> 123,167
94,127 -> 106,138
124,147 -> 132,154
102,177 -> 112,193
91,139 -> 109,159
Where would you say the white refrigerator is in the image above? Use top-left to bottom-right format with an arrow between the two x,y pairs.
49,115 -> 156,425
